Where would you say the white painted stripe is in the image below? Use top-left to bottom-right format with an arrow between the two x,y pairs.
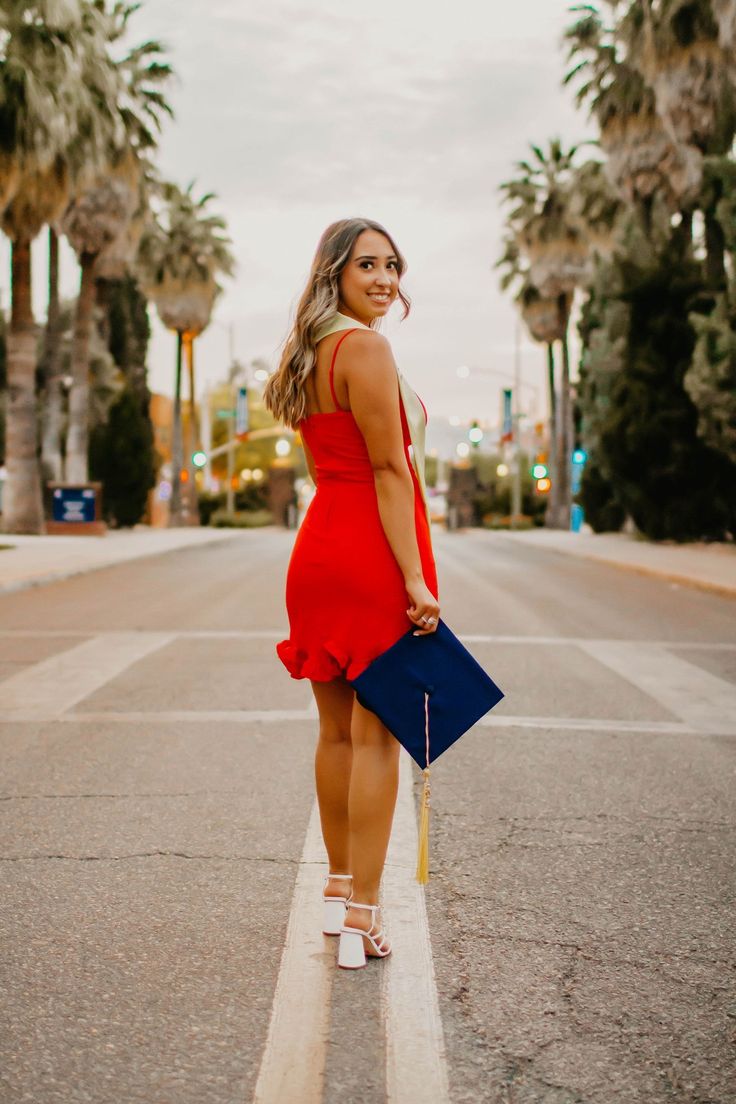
0,711 -> 712,736
1,629 -> 734,650
252,800 -> 331,1104
382,752 -> 450,1104
57,709 -> 315,724
0,633 -> 174,718
579,640 -> 736,736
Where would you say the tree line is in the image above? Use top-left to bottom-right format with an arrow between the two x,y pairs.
0,0 -> 234,534
497,0 -> 736,541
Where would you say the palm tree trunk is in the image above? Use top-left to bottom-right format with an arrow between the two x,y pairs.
65,250 -> 96,483
704,208 -> 727,292
186,333 -> 200,449
184,333 -> 200,524
544,340 -> 560,529
169,330 -> 184,525
41,227 -> 64,482
557,322 -> 573,530
3,239 -> 43,532
2,238 -> 44,534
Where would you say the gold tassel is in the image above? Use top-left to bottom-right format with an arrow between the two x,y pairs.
415,766 -> 431,883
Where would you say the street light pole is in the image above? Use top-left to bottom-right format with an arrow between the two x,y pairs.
511,315 -> 522,530
226,323 -> 236,516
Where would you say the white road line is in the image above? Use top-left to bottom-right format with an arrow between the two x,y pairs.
0,632 -> 174,719
382,752 -> 450,1104
579,640 -> 736,736
252,800 -> 331,1104
477,714 -> 703,735
4,710 -> 714,737
1,629 -> 734,650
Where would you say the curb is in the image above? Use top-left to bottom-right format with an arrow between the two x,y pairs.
0,529 -> 247,597
484,530 -> 736,600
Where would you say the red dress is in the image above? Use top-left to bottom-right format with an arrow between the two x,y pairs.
276,329 -> 439,683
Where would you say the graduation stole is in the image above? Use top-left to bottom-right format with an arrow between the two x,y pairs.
313,311 -> 432,530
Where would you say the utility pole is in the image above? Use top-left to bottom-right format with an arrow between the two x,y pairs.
226,323 -> 236,516
510,315 -> 523,530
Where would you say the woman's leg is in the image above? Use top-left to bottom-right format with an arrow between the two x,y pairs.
345,695 -> 400,936
311,677 -> 355,898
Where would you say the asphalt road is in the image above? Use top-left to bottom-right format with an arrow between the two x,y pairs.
0,526 -> 734,1104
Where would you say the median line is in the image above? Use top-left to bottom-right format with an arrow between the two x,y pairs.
252,748 -> 449,1104
252,799 -> 332,1104
382,751 -> 450,1104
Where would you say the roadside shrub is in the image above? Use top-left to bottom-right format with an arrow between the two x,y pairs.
210,508 -> 273,528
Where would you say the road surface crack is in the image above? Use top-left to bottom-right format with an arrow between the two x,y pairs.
0,850 -> 297,863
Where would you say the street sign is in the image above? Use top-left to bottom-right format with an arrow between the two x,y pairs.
236,386 -> 249,438
500,388 -> 513,444
52,486 -> 97,523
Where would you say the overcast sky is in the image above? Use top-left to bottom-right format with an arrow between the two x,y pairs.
6,0 -> 591,429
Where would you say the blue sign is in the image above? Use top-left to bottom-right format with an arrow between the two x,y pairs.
501,388 -> 513,442
236,386 -> 249,436
52,486 -> 97,523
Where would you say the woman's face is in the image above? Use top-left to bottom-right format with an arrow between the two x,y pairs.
337,229 -> 400,325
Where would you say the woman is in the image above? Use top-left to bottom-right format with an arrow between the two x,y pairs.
264,217 -> 440,969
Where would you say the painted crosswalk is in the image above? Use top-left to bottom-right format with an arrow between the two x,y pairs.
1,626 -> 734,1102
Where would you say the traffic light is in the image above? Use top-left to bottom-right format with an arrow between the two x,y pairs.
192,450 -> 207,468
531,451 -> 550,494
468,420 -> 483,448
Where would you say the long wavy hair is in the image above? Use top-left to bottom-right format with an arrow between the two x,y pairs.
263,217 -> 411,430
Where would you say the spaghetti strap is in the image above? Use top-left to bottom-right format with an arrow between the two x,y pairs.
329,328 -> 359,412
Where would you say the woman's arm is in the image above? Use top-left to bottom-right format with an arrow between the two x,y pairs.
342,331 -> 439,633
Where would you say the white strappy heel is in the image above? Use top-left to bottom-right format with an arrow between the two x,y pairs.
322,873 -> 353,935
337,902 -> 392,969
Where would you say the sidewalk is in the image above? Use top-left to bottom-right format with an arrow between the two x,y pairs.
0,526 -> 247,594
488,526 -> 736,598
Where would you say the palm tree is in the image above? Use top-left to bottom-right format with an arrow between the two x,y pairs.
498,140 -> 606,527
0,0 -> 114,533
40,226 -> 64,482
620,0 -> 736,289
563,3 -> 704,223
137,181 -> 235,525
60,3 -> 173,483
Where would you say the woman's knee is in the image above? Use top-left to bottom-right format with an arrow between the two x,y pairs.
318,718 -> 352,745
350,710 -> 398,753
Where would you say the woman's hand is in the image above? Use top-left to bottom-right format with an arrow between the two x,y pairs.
405,577 -> 440,636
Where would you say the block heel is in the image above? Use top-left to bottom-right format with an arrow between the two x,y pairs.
337,929 -> 367,969
337,902 -> 391,969
322,873 -> 352,936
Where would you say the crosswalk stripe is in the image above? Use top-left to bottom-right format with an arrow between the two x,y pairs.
0,633 -> 174,718
579,640 -> 736,736
1,710 -> 715,736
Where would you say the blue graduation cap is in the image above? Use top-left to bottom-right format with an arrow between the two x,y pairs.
349,618 -> 505,883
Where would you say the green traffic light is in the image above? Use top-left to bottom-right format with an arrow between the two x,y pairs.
192,450 -> 207,468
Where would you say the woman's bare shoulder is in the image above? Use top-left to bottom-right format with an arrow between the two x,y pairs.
340,328 -> 392,359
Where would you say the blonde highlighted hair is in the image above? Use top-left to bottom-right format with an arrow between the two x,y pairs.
263,217 -> 411,430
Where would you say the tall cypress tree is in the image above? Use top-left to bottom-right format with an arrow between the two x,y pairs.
89,387 -> 156,527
